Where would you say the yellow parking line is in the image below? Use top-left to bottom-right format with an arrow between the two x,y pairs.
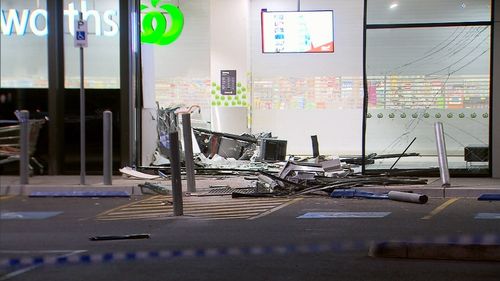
249,198 -> 302,220
0,195 -> 14,201
421,198 -> 460,220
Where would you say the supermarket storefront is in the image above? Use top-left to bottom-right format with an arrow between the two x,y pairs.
1,0 -> 499,176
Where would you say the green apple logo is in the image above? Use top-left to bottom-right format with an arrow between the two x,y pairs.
141,0 -> 184,45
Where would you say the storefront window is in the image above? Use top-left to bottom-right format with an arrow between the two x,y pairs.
63,0 -> 120,88
367,0 -> 491,24
364,1 -> 492,175
139,0 -> 210,165
1,0 -> 48,88
140,0 -> 210,112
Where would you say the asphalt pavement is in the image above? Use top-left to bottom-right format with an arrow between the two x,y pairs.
1,190 -> 499,281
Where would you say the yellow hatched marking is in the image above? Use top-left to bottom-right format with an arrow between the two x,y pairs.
96,196 -> 296,221
187,209 -> 265,215
121,201 -> 286,211
421,198 -> 460,220
95,195 -> 163,218
108,209 -> 170,216
185,205 -> 283,213
147,215 -> 253,221
99,212 -> 172,220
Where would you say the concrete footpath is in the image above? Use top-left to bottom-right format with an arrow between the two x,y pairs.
0,175 -> 253,196
1,174 -> 500,197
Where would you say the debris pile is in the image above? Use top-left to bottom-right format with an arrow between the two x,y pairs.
128,107 -> 428,200
248,160 -> 428,197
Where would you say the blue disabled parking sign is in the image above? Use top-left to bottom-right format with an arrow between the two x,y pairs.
76,31 -> 86,40
74,20 -> 88,48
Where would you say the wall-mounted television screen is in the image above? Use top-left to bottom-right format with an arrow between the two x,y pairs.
261,10 -> 334,53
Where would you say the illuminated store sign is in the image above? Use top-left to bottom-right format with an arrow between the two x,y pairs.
0,0 -> 184,45
0,1 -> 118,36
141,1 -> 184,45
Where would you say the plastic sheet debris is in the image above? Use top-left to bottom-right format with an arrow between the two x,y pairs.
331,189 -> 389,200
120,166 -> 160,180
477,194 -> 500,201
139,182 -> 171,195
152,151 -> 170,166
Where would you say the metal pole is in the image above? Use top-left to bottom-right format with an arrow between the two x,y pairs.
434,122 -> 451,188
169,131 -> 183,216
388,137 -> 417,173
79,12 -> 86,185
182,113 -> 196,193
19,110 -> 30,184
103,111 -> 113,185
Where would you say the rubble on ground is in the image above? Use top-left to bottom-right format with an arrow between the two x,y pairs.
125,106 -> 427,198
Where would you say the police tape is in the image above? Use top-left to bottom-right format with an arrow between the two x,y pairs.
1,234 -> 499,268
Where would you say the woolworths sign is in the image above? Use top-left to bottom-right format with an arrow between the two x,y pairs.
0,0 -> 184,45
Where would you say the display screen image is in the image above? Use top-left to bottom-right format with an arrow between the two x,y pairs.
261,10 -> 334,53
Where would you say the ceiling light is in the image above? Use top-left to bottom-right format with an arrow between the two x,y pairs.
390,3 -> 399,9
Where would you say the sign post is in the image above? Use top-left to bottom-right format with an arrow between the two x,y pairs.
75,14 -> 88,185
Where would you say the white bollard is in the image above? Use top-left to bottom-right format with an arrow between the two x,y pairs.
103,111 -> 113,185
434,122 -> 451,188
18,110 -> 30,184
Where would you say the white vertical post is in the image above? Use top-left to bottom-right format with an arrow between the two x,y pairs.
19,110 -> 30,184
103,111 -> 113,185
169,131 -> 184,216
434,122 -> 450,188
182,113 -> 196,193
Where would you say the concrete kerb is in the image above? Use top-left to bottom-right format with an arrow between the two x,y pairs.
369,241 -> 500,262
0,175 -> 253,196
0,176 -> 146,196
0,184 -> 144,196
361,185 -> 500,198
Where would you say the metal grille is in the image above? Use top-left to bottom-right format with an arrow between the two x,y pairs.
196,186 -> 271,196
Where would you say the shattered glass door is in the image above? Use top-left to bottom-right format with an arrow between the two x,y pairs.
364,1 -> 492,175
